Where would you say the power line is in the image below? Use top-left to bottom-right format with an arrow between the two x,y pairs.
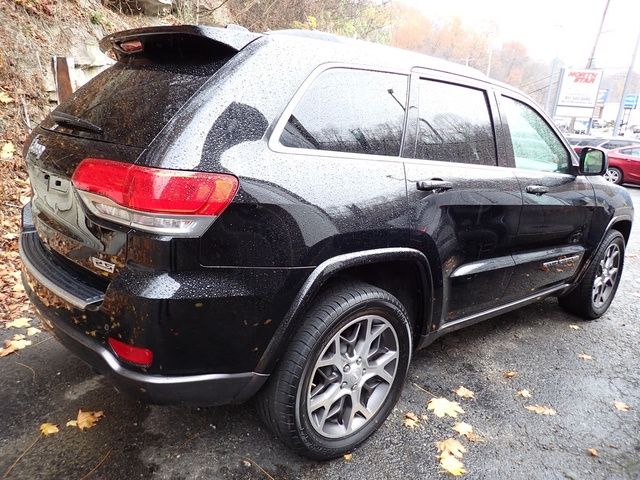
527,80 -> 559,95
520,74 -> 553,89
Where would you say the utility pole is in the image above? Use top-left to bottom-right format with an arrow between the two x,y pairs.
585,0 -> 610,135
613,28 -> 640,136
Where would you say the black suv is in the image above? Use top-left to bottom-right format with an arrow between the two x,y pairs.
19,25 -> 633,459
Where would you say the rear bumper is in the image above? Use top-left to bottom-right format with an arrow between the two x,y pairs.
38,302 -> 268,405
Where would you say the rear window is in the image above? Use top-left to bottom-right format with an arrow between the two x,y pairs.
578,139 -> 604,146
601,140 -> 635,149
45,47 -> 231,147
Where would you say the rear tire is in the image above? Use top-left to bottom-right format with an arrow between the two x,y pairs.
256,281 -> 412,460
559,230 -> 625,319
604,167 -> 623,185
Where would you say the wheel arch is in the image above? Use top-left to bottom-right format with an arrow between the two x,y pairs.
255,248 -> 434,374
610,218 -> 632,245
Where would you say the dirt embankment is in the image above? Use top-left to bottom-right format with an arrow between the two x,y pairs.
0,0 -> 169,323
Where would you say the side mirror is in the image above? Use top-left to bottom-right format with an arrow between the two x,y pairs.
579,147 -> 607,176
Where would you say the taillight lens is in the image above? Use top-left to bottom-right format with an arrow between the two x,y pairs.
72,158 -> 238,236
108,337 -> 153,367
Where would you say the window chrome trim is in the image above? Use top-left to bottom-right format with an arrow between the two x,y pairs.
268,62 -> 412,163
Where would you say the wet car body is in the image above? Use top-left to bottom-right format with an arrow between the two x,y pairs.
20,25 -> 633,409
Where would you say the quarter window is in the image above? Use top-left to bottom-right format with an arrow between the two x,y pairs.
502,97 -> 571,173
416,80 -> 496,165
279,68 -> 408,157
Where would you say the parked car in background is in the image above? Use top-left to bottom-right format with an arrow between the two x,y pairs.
604,145 -> 640,185
18,25 -> 634,459
567,136 -> 639,155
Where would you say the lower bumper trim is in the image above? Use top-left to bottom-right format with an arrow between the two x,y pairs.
42,302 -> 268,406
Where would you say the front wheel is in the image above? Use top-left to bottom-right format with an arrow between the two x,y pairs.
256,281 -> 412,460
604,167 -> 623,184
559,230 -> 625,319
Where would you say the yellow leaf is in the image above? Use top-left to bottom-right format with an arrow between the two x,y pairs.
0,92 -> 12,103
577,353 -> 593,361
40,423 -> 59,436
76,409 -> 104,430
12,334 -> 26,341
525,405 -> 556,415
5,317 -> 31,329
436,438 -> 467,459
66,420 -> 78,427
517,389 -> 532,398
614,401 -> 630,412
0,338 -> 32,356
587,448 -> 599,457
1,142 -> 15,160
569,324 -> 581,330
439,454 -> 466,476
26,327 -> 41,336
404,412 -> 420,429
452,422 -> 473,437
503,370 -> 517,378
454,386 -> 475,399
343,453 -> 352,461
428,397 -> 464,418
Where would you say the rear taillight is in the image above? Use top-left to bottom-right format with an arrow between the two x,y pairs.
108,337 -> 153,367
72,158 -> 238,236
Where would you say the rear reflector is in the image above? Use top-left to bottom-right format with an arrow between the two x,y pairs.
108,337 -> 153,367
72,158 -> 238,236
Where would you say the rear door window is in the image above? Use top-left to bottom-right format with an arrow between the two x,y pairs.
415,79 -> 497,165
279,68 -> 408,157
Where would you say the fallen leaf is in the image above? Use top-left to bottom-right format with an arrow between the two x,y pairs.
578,353 -> 593,361
343,453 -> 352,461
525,405 -> 556,415
517,389 -> 532,398
454,386 -> 475,399
614,401 -> 630,412
26,327 -> 41,336
451,421 -> 471,436
436,438 -> 467,458
587,448 -> 599,457
403,412 -> 420,429
66,420 -> 78,427
12,334 -> 26,341
503,370 -> 517,378
428,397 -> 465,418
0,338 -> 32,357
1,142 -> 15,159
40,423 -> 59,436
439,454 -> 466,476
0,92 -> 12,103
5,317 -> 31,329
76,409 -> 104,430
569,324 -> 581,330
242,459 -> 251,467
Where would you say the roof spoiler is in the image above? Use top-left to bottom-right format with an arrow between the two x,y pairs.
99,24 -> 261,60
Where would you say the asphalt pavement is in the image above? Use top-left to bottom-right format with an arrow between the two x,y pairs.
1,188 -> 639,480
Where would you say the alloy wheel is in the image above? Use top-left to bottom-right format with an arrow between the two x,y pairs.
603,168 -> 620,183
306,314 -> 399,438
592,243 -> 621,308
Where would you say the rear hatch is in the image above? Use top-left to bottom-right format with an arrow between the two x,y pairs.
27,25 -> 259,281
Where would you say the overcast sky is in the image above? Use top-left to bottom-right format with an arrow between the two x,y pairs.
402,0 -> 640,71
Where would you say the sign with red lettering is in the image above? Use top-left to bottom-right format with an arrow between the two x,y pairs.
556,69 -> 602,108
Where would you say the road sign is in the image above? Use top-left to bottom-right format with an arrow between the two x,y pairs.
623,94 -> 638,109
597,89 -> 609,104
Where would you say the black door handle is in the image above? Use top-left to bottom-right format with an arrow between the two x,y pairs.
526,185 -> 549,195
416,179 -> 453,192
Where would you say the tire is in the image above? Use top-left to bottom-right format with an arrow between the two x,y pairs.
256,281 -> 412,460
604,167 -> 623,185
559,230 -> 625,319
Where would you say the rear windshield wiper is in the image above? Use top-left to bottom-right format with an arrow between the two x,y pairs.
51,111 -> 103,135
